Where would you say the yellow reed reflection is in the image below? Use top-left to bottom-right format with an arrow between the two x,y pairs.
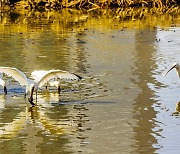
1,8 -> 180,34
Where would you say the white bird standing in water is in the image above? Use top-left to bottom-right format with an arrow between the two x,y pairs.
0,67 -> 82,105
0,73 -> 7,95
31,70 -> 62,94
164,63 -> 180,77
31,70 -> 82,94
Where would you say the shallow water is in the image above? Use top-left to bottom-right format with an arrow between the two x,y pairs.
0,9 -> 180,153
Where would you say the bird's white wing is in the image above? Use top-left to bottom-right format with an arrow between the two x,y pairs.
0,67 -> 28,86
31,70 -> 49,82
38,70 -> 82,87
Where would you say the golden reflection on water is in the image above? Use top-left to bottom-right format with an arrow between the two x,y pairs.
132,30 -> 159,152
1,8 -> 180,33
1,7 -> 180,153
172,101 -> 180,116
175,101 -> 180,113
0,94 -> 89,153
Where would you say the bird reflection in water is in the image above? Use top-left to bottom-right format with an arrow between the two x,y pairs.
28,105 -> 77,134
0,96 -> 78,139
172,101 -> 180,116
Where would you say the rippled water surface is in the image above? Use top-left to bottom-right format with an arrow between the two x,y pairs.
1,9 -> 180,153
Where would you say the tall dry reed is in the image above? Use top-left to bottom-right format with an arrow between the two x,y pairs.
1,0 -> 179,9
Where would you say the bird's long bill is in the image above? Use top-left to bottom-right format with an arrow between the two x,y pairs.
4,86 -> 7,95
58,86 -> 61,94
29,86 -> 35,105
164,65 -> 176,76
30,86 -> 35,99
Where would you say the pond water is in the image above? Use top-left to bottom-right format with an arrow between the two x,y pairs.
0,8 -> 180,153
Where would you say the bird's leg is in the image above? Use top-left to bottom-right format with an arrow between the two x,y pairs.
35,91 -> 37,102
4,86 -> 7,95
58,86 -> 61,95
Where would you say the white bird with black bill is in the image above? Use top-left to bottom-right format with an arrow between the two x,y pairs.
0,73 -> 7,95
164,63 -> 180,77
0,67 -> 82,105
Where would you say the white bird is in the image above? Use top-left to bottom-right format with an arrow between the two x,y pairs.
0,73 -> 7,95
164,63 -> 180,77
31,70 -> 61,94
0,67 -> 82,105
31,70 -> 82,94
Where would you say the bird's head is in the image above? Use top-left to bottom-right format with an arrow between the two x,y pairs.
165,63 -> 180,76
172,62 -> 180,69
0,79 -> 7,95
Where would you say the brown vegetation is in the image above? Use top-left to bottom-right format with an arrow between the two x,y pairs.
1,0 -> 180,10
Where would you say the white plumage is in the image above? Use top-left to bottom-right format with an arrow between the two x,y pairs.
31,70 -> 81,87
0,73 -> 7,95
0,67 -> 82,105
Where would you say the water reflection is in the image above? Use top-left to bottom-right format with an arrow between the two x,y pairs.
0,94 -> 91,153
1,7 -> 180,153
172,101 -> 180,116
147,27 -> 180,153
0,96 -> 76,138
1,8 -> 180,33
175,101 -> 180,113
132,30 -> 160,152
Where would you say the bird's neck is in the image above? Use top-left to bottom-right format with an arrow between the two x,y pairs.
176,68 -> 180,77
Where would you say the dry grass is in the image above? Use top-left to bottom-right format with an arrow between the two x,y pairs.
0,0 -> 179,10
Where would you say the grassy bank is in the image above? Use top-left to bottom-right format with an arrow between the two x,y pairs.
1,0 -> 180,10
